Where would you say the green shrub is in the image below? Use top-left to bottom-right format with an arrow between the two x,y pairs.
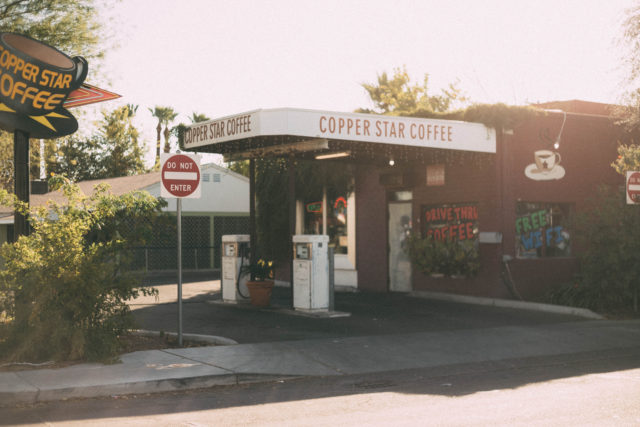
0,177 -> 160,362
546,278 -> 631,312
405,233 -> 480,277
546,185 -> 640,313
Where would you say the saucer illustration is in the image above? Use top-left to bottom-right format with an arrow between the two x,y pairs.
0,107 -> 78,139
525,163 -> 565,181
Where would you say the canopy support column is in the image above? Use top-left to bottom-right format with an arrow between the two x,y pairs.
288,156 -> 296,307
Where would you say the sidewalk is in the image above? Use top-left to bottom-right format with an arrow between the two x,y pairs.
3,316 -> 640,406
2,281 -> 640,406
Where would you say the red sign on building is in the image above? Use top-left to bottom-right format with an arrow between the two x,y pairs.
160,153 -> 201,199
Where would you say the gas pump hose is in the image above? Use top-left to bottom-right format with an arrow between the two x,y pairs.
236,249 -> 250,299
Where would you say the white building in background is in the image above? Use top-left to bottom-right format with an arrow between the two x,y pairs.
0,163 -> 250,271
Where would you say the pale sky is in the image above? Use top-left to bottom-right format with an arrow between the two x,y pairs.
90,0 -> 634,166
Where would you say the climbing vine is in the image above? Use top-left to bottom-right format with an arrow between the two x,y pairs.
253,158 -> 354,262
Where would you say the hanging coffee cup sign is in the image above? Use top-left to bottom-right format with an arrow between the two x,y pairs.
0,32 -> 88,138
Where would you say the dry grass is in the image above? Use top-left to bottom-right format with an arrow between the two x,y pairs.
0,332 -> 209,372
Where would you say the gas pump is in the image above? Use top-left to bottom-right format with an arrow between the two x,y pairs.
293,235 -> 330,311
221,234 -> 250,303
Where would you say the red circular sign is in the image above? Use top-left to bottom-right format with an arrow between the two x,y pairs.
162,154 -> 200,197
628,172 -> 640,204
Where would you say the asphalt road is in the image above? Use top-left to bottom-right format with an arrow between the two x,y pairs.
3,346 -> 639,426
128,279 -> 585,344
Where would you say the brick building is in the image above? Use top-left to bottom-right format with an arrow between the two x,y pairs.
186,101 -> 624,299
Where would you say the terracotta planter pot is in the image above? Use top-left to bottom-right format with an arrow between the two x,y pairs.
246,280 -> 274,307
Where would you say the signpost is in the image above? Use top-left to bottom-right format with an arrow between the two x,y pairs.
626,171 -> 640,204
160,153 -> 201,346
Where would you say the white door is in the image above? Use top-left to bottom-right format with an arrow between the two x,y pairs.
388,202 -> 412,292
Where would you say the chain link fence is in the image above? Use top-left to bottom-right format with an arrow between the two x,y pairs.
128,214 -> 249,272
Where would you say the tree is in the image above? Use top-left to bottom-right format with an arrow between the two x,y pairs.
46,136 -> 101,182
94,105 -> 146,178
617,3 -> 640,131
189,112 -> 210,123
621,3 -> 640,86
149,106 -> 178,166
0,0 -> 104,63
612,143 -> 640,174
228,160 -> 249,177
0,132 -> 52,191
48,105 -> 146,181
357,66 -> 467,116
173,112 -> 209,152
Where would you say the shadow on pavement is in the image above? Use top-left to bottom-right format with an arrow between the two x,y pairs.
131,283 -> 588,344
3,346 -> 640,425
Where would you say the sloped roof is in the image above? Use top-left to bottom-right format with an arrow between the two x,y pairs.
0,171 -> 161,217
0,163 -> 245,219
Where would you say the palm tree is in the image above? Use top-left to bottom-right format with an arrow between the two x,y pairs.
149,106 -> 178,165
162,109 -> 178,153
126,104 -> 139,117
189,112 -> 210,123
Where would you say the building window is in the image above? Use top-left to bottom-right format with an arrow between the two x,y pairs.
515,202 -> 572,258
304,196 -> 349,254
202,173 -> 210,182
213,173 -> 221,183
421,203 -> 479,242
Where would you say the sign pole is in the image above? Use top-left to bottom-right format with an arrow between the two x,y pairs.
14,129 -> 30,237
160,152 -> 201,347
177,197 -> 183,347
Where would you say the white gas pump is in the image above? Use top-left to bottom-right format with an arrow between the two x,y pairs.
221,234 -> 250,303
293,235 -> 330,311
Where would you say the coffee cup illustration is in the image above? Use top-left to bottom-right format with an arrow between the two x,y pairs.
0,32 -> 87,116
525,148 -> 566,181
534,149 -> 561,173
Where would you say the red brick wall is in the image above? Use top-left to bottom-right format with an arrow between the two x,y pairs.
502,112 -> 622,298
355,164 -> 389,292
354,111 -> 624,299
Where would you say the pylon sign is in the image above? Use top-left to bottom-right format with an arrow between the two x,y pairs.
160,153 -> 202,199
0,32 -> 88,138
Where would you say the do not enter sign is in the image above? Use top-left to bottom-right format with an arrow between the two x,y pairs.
627,171 -> 640,204
161,153 -> 201,198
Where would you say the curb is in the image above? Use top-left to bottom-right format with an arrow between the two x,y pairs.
131,329 -> 238,346
1,371 -> 301,407
410,290 -> 605,320
0,332 -> 240,407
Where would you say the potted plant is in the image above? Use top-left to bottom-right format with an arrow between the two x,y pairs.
241,259 -> 275,307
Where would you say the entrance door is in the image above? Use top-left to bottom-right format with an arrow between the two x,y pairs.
388,201 -> 412,292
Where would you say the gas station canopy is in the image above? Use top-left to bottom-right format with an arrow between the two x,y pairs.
183,108 -> 496,163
